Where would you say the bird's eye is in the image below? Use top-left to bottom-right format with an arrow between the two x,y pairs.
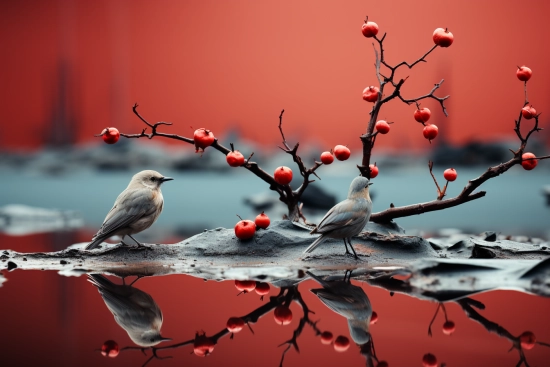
151,177 -> 156,182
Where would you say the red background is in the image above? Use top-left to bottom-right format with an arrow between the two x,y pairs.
1,0 -> 549,151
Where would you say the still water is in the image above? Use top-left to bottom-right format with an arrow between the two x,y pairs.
1,231 -> 550,367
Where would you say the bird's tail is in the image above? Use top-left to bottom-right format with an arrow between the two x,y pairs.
87,273 -> 114,290
85,235 -> 107,250
304,234 -> 327,254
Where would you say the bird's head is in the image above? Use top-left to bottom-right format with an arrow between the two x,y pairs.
132,170 -> 174,190
348,176 -> 372,200
131,330 -> 171,347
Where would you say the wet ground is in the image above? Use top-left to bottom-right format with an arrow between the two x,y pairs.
1,229 -> 550,367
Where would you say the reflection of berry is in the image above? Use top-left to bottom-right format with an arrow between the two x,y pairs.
274,306 -> 293,326
226,317 -> 245,333
442,320 -> 456,335
520,331 -> 536,350
193,334 -> 215,357
234,280 -> 256,293
255,282 -> 270,297
320,331 -> 333,345
333,335 -> 350,352
370,311 -> 378,325
422,353 -> 437,367
101,340 -> 119,358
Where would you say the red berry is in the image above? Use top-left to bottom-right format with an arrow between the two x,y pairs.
517,66 -> 532,82
193,334 -> 215,357
101,340 -> 119,358
254,282 -> 270,296
361,21 -> 379,38
522,105 -> 537,120
375,120 -> 390,134
274,306 -> 293,326
334,145 -> 351,161
433,28 -> 454,47
422,353 -> 438,367
414,107 -> 431,123
333,335 -> 350,352
423,124 -> 438,141
255,212 -> 270,229
442,320 -> 456,335
370,311 -> 378,325
377,362 -> 389,367
521,152 -> 538,171
234,220 -> 256,240
101,127 -> 120,144
320,331 -> 333,345
520,331 -> 536,350
274,166 -> 293,185
234,280 -> 256,293
193,128 -> 215,152
226,317 -> 245,333
226,150 -> 245,167
363,86 -> 380,102
369,164 -> 378,179
443,168 -> 457,182
320,151 -> 334,165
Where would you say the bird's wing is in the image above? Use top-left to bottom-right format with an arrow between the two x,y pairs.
314,199 -> 369,234
92,188 -> 157,239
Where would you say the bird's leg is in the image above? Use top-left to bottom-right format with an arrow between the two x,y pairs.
343,238 -> 352,255
119,235 -> 130,247
128,235 -> 148,250
347,238 -> 359,260
129,275 -> 145,286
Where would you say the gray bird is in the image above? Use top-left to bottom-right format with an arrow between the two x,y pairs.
88,274 -> 170,347
304,176 -> 372,258
308,270 -> 372,345
85,170 -> 173,250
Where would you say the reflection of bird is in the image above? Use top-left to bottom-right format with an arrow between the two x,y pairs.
85,170 -> 173,250
304,176 -> 372,258
88,274 -> 170,347
308,271 -> 372,344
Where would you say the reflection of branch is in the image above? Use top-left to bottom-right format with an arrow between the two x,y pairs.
278,289 -> 322,367
456,298 -> 550,367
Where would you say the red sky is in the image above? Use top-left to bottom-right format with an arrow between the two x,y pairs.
1,0 -> 549,151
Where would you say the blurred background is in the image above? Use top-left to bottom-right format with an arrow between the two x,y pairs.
1,0 -> 549,246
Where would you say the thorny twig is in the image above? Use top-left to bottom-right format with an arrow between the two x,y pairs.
359,33 -> 449,178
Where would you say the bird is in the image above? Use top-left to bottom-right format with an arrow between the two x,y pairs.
85,170 -> 173,250
304,176 -> 372,258
308,270 -> 372,345
88,274 -> 171,347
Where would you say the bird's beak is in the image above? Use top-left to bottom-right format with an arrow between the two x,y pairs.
160,177 -> 174,183
368,182 -> 373,186
160,337 -> 172,342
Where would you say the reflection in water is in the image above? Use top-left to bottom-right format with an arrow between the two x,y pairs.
88,274 -> 170,347
308,271 -> 372,344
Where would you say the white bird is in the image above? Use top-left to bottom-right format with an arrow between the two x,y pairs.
85,170 -> 173,250
304,176 -> 372,258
